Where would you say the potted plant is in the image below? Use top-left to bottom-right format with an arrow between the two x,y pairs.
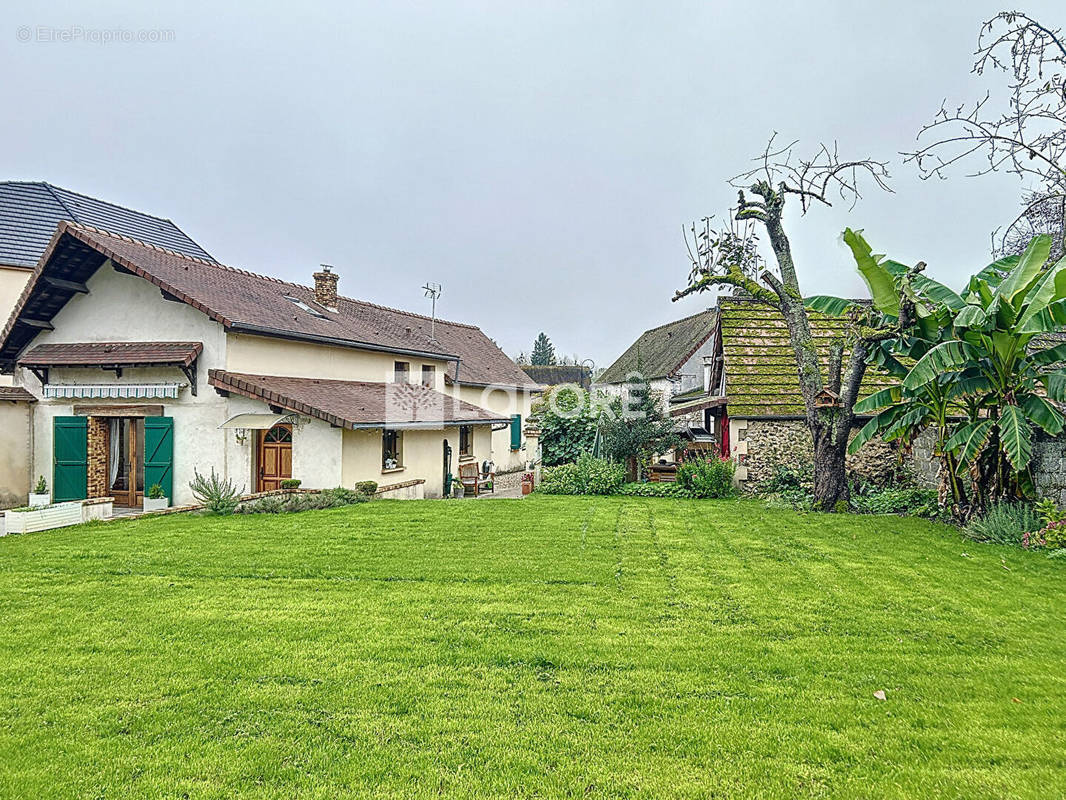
280,479 -> 302,490
29,476 -> 50,508
143,483 -> 169,512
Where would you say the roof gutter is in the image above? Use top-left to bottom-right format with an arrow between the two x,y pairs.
228,322 -> 461,363
347,417 -> 510,430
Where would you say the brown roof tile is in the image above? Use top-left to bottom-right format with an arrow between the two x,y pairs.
0,385 -> 35,402
208,370 -> 509,430
19,341 -> 202,367
1,222 -> 538,389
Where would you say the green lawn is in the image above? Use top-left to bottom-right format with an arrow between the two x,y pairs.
1,497 -> 1064,798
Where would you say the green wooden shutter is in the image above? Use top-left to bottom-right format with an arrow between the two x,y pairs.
510,414 -> 522,451
53,416 -> 88,502
143,416 -> 174,500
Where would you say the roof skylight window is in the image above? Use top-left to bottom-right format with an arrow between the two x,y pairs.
283,295 -> 327,319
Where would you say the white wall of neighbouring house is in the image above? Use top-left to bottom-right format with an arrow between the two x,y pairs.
226,333 -> 453,386
341,422 -> 498,498
291,417 -> 343,488
0,266 -> 32,387
342,427 -> 446,498
454,384 -> 535,471
595,377 -> 677,415
674,336 -> 717,395
19,259 -> 230,506
0,400 -> 32,508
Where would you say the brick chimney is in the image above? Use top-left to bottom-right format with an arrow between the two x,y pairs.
313,265 -> 338,310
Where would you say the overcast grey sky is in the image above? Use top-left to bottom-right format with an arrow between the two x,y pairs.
1,1 -> 1060,367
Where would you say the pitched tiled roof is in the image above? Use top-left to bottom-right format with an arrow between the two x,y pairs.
599,309 -> 716,384
0,385 -> 35,402
0,182 -> 214,267
719,297 -> 895,417
19,341 -> 202,367
519,364 -> 591,388
208,370 -> 508,429
0,222 -> 538,389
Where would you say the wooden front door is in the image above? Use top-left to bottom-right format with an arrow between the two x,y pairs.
257,424 -> 292,492
109,417 -> 144,507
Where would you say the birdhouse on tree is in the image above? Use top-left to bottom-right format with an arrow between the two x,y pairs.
814,389 -> 842,408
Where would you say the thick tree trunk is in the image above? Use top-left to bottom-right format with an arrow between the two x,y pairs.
811,416 -> 850,511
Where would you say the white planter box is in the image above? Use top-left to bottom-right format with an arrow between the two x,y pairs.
28,493 -> 50,508
4,502 -> 83,534
143,497 -> 170,512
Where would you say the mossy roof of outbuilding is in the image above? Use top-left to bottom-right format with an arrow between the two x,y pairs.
719,297 -> 896,418
599,309 -> 717,385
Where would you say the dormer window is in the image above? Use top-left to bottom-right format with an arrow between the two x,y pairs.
282,295 -> 327,319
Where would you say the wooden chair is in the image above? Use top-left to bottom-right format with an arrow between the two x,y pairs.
458,462 -> 493,496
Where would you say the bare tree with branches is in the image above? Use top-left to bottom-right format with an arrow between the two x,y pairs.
906,11 -> 1066,258
998,190 -> 1065,257
675,135 -> 898,510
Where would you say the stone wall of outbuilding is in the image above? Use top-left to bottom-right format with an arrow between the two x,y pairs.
731,417 -> 898,488
911,429 -> 1066,504
753,422 -> 1066,503
1030,433 -> 1066,506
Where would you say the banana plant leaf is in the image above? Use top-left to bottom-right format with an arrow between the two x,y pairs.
999,404 -> 1033,472
943,419 -> 995,472
969,254 -> 1020,293
1044,370 -> 1066,402
885,260 -> 966,312
1030,341 -> 1066,367
853,386 -> 901,414
1021,394 -> 1065,435
1018,297 -> 1066,333
947,374 -> 993,399
1017,255 -> 1066,328
954,303 -> 991,329
804,295 -> 858,316
903,341 -> 977,389
847,404 -> 907,455
844,228 -> 899,318
994,234 -> 1052,306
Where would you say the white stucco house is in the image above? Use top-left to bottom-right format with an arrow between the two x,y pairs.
0,213 -> 540,509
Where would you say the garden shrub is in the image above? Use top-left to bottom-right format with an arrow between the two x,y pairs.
1027,499 -> 1066,551
354,481 -> 378,496
676,457 -> 736,499
280,479 -> 302,489
189,468 -> 243,515
850,485 -> 943,519
754,463 -> 815,509
964,502 -> 1043,546
538,454 -> 625,496
616,482 -> 692,498
534,386 -> 601,467
238,487 -> 370,514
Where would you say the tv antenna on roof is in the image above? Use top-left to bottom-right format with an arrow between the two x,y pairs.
423,282 -> 442,341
